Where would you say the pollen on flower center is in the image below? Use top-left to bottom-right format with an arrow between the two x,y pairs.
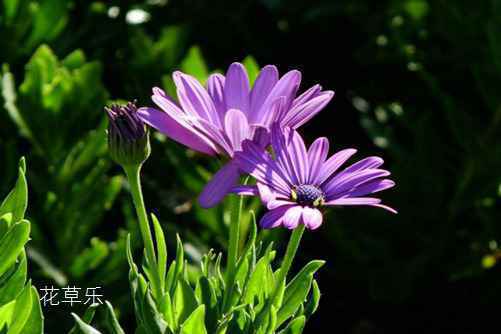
291,184 -> 325,207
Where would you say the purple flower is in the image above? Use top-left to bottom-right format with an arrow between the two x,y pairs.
137,62 -> 334,207
234,125 -> 396,230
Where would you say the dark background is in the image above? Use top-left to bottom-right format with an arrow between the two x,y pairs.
1,0 -> 501,332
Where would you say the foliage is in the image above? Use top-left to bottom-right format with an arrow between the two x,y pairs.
0,158 -> 44,334
76,212 -> 322,333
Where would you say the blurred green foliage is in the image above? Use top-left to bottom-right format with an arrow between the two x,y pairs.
1,0 -> 500,332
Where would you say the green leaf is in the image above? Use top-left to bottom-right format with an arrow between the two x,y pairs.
195,277 -> 218,332
159,292 -> 175,331
173,280 -> 199,326
242,56 -> 260,85
278,316 -> 306,334
276,260 -> 325,326
303,280 -> 321,318
141,290 -> 168,334
0,159 -> 28,222
70,313 -> 102,334
2,0 -> 20,21
104,301 -> 125,334
168,235 -> 185,295
20,287 -> 44,334
243,251 -> 275,306
0,214 -> 13,247
68,303 -> 99,334
0,251 -> 27,307
0,300 -> 15,330
8,282 -> 33,334
180,46 -> 209,83
180,305 -> 207,334
151,213 -> 167,291
0,220 -> 30,277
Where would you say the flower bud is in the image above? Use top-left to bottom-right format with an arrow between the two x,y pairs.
105,101 -> 150,167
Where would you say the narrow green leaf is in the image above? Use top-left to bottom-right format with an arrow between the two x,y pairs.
104,301 -> 125,334
159,292 -> 175,331
0,300 -> 15,329
21,287 -> 44,334
180,305 -> 207,334
173,280 -> 199,325
68,303 -> 99,334
0,220 -> 30,277
168,235 -> 184,295
278,316 -> 306,334
0,214 -> 13,240
276,260 -> 325,326
8,281 -> 33,334
71,313 -> 102,334
141,290 -> 168,334
303,279 -> 321,318
195,277 -> 218,332
0,160 -> 28,222
0,251 -> 27,307
151,213 -> 167,291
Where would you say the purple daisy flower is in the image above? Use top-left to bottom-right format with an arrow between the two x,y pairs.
234,125 -> 396,230
137,62 -> 334,208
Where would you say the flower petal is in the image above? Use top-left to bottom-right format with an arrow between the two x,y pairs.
317,148 -> 357,185
257,182 -> 275,204
173,71 -> 220,126
339,156 -> 384,174
260,205 -> 293,229
268,199 -> 293,210
234,140 -> 291,195
292,84 -> 322,107
199,162 -> 240,208
369,203 -> 398,214
325,197 -> 382,206
207,73 -> 226,121
191,118 -> 233,156
324,169 -> 391,199
302,207 -> 323,230
249,65 -> 279,122
230,185 -> 258,196
225,63 -> 250,114
288,129 -> 310,184
270,125 -> 298,184
348,179 -> 395,197
137,106 -> 217,155
283,205 -> 303,229
307,137 -> 329,184
281,91 -> 334,129
257,70 -> 301,124
224,109 -> 250,152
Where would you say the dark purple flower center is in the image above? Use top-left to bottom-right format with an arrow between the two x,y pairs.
292,184 -> 325,207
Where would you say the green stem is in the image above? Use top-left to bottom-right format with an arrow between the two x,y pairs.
227,193 -> 244,276
257,224 -> 305,325
273,224 -> 305,301
124,164 -> 161,297
222,193 -> 244,312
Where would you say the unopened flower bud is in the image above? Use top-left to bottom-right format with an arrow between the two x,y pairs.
105,101 -> 150,167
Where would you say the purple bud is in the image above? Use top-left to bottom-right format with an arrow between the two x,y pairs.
105,101 -> 150,166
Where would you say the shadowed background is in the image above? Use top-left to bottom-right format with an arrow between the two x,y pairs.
1,0 -> 500,332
